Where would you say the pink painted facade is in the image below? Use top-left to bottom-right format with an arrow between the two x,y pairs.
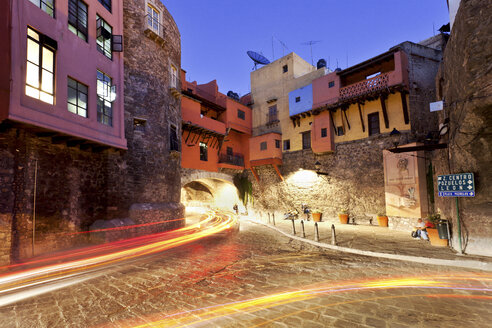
181,71 -> 252,172
0,0 -> 126,149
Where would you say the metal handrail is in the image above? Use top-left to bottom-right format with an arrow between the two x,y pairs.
219,153 -> 244,166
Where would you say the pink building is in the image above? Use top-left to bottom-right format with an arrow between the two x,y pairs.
0,0 -> 126,149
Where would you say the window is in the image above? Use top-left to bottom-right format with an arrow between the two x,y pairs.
170,65 -> 178,88
29,0 -> 54,17
68,0 -> 88,41
260,141 -> 267,151
67,77 -> 88,117
147,4 -> 160,34
295,96 -> 301,103
368,112 -> 380,136
321,128 -> 327,138
200,142 -> 208,161
170,124 -> 179,151
268,105 -> 278,124
302,131 -> 311,150
328,81 -> 335,88
227,147 -> 233,156
283,139 -> 290,151
237,109 -> 245,120
336,126 -> 344,136
96,16 -> 112,59
283,65 -> 288,73
96,70 -> 113,126
275,140 -> 281,148
26,27 -> 56,105
98,0 -> 111,12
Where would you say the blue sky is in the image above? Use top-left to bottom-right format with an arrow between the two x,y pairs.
165,1 -> 449,96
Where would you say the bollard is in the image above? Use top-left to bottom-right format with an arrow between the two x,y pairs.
331,224 -> 337,245
268,213 -> 271,224
301,220 -> 306,238
291,219 -> 296,235
314,222 -> 319,242
272,213 -> 276,226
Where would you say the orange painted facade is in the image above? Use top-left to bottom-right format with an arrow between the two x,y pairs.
311,111 -> 335,153
249,133 -> 282,165
181,70 -> 252,173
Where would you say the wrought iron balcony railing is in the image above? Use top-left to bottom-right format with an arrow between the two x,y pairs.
219,153 -> 244,167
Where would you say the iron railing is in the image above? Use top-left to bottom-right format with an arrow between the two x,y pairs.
143,14 -> 165,40
219,153 -> 244,167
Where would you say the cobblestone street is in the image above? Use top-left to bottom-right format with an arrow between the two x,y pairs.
0,219 -> 491,328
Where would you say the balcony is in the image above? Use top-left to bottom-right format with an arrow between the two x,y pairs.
143,14 -> 165,47
218,153 -> 245,168
339,73 -> 389,100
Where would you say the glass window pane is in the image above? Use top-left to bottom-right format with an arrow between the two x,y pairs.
41,70 -> 53,93
78,91 -> 87,108
29,0 -> 41,7
79,109 -> 87,118
27,28 -> 39,41
67,86 -> 77,105
67,77 -> 77,89
42,48 -> 53,71
39,92 -> 53,104
26,62 -> 39,87
79,83 -> 88,94
27,39 -> 39,64
68,102 -> 77,113
26,85 -> 40,99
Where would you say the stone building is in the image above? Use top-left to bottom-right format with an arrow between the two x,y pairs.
247,39 -> 445,229
0,0 -> 183,265
432,0 -> 492,256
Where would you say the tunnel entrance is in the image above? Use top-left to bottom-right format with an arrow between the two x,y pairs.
181,178 -> 242,214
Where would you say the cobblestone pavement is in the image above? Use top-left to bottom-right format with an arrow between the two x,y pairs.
0,219 -> 491,328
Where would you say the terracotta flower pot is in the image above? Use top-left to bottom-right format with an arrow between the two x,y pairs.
377,216 -> 388,227
427,228 -> 448,247
312,213 -> 322,222
338,213 -> 349,224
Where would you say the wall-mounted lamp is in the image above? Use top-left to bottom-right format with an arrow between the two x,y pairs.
314,160 -> 329,176
389,128 -> 401,148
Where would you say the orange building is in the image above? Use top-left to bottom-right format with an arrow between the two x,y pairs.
180,70 -> 252,173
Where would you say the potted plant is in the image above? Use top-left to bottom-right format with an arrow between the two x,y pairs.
426,213 -> 448,247
338,208 -> 349,224
376,212 -> 388,227
312,209 -> 322,222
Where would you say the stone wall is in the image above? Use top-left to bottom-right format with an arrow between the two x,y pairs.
432,0 -> 492,256
248,133 -> 414,225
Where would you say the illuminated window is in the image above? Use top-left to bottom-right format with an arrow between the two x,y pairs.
237,109 -> 245,120
67,77 -> 88,117
200,142 -> 208,161
147,4 -> 160,34
321,128 -> 327,138
68,0 -> 88,41
260,141 -> 267,150
25,27 -> 56,105
98,0 -> 111,12
170,65 -> 178,88
29,0 -> 54,17
96,15 -> 112,59
96,70 -> 113,126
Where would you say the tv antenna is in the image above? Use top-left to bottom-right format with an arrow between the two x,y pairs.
247,51 -> 271,70
301,40 -> 321,66
275,36 -> 289,56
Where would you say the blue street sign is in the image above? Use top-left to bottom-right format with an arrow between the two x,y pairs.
437,173 -> 475,197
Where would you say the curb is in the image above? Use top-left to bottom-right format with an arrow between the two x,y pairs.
245,218 -> 492,272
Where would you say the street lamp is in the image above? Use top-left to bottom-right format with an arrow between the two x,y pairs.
389,128 -> 401,148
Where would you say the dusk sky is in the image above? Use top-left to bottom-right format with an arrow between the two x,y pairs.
165,0 -> 450,96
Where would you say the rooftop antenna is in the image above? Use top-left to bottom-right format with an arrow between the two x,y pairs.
275,36 -> 289,56
247,50 -> 271,70
301,40 -> 321,66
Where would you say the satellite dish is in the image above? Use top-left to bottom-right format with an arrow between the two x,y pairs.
247,51 -> 270,70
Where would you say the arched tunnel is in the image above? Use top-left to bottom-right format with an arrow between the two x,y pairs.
181,178 -> 243,214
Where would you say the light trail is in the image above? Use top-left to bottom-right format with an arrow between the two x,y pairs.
0,211 -> 238,306
126,274 -> 492,328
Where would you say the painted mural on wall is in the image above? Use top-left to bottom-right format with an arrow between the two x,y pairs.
383,145 -> 428,218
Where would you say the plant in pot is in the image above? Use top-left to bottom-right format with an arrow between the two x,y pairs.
338,208 -> 349,224
376,212 -> 388,227
311,209 -> 322,222
426,213 -> 448,247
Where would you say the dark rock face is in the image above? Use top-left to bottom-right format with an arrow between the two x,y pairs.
433,0 -> 492,256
